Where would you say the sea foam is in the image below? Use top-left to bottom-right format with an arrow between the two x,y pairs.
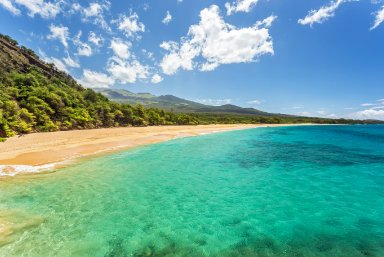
0,163 -> 58,177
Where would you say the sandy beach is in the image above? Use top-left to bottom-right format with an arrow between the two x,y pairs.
0,124 -> 260,166
0,124 -> 295,175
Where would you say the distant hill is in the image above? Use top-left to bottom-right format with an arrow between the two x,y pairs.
0,34 -> 203,139
94,88 -> 284,116
0,33 -> 381,140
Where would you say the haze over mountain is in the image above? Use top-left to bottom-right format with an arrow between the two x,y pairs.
93,88 -> 281,116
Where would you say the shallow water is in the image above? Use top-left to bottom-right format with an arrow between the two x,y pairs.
0,125 -> 384,256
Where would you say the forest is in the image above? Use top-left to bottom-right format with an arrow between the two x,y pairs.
0,34 -> 380,141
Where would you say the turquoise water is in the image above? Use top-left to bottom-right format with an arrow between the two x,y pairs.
1,125 -> 384,256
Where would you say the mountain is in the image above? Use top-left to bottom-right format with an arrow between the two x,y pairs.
0,34 -> 202,139
94,88 -> 282,116
0,33 -> 381,140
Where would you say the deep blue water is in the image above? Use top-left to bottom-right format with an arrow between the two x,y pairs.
0,125 -> 384,256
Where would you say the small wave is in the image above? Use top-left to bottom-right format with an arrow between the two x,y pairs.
0,163 -> 58,177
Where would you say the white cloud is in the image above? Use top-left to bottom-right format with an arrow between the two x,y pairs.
248,99 -> 262,105
110,38 -> 131,59
77,44 -> 92,56
371,6 -> 384,30
350,109 -> 384,120
39,49 -> 68,73
361,103 -> 376,106
73,31 -> 93,56
47,24 -> 69,48
63,55 -> 79,68
14,0 -> 61,18
225,0 -> 259,16
0,0 -> 20,15
71,2 -> 80,12
160,5 -> 275,75
78,69 -> 115,88
159,40 -> 198,75
107,57 -> 149,84
88,31 -> 103,46
151,74 -> 163,84
298,0 -> 354,26
72,2 -> 111,31
297,111 -> 312,116
113,10 -> 145,38
162,10 -> 172,25
317,110 -> 326,115
142,49 -> 155,61
143,3 -> 150,11
195,98 -> 232,106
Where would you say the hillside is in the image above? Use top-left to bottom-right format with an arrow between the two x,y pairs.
94,88 -> 278,116
0,33 -> 381,140
0,34 -> 201,140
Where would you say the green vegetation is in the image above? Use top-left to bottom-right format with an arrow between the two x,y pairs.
0,70 -> 202,139
94,88 -> 273,116
0,33 -> 382,141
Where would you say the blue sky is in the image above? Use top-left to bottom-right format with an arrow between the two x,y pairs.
1,0 -> 384,119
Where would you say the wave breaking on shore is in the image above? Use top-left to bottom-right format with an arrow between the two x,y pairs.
0,163 -> 59,177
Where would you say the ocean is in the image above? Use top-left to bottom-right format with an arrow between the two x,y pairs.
0,125 -> 383,256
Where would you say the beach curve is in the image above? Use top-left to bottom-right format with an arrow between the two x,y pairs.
0,124 -> 293,176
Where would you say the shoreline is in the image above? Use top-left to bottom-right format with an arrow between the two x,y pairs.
0,124 -> 305,176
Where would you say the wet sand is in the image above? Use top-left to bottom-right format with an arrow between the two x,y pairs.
0,125 -> 289,167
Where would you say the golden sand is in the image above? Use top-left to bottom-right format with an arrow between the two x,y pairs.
0,124 -> 291,168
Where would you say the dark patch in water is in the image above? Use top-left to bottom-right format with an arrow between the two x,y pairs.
133,242 -> 203,257
12,194 -> 34,204
105,236 -> 128,257
217,235 -> 281,257
230,140 -> 384,169
324,218 -> 342,227
356,218 -> 379,230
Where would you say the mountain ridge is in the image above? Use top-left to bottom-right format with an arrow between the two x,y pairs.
94,88 -> 288,117
1,33 -> 382,140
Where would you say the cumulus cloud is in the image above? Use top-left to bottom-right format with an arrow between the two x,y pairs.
151,74 -> 163,84
195,98 -> 232,106
225,0 -> 259,16
14,0 -> 61,18
63,55 -> 80,68
113,10 -> 145,38
298,0 -> 355,26
371,6 -> 384,30
88,31 -> 103,46
73,31 -> 93,56
162,10 -> 172,25
72,1 -> 111,31
348,99 -> 384,120
0,0 -> 20,15
78,69 -> 115,88
248,99 -> 262,105
77,44 -> 92,56
350,109 -> 384,120
47,24 -> 69,48
107,57 -> 149,84
39,49 -> 68,73
109,38 -> 131,59
160,5 -> 275,75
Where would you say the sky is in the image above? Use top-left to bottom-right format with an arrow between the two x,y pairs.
0,0 -> 384,120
